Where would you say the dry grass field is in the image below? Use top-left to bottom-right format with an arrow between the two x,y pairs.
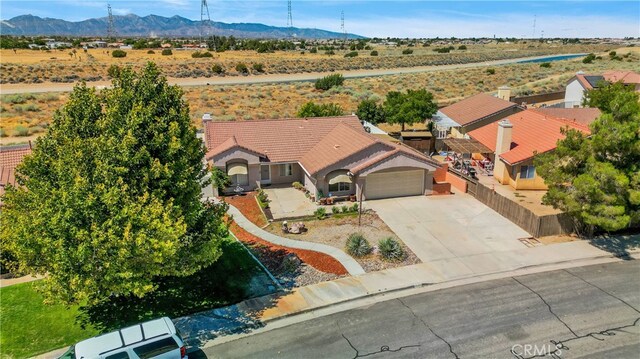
1,45 -> 638,143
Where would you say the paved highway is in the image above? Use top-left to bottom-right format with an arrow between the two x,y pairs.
199,261 -> 640,358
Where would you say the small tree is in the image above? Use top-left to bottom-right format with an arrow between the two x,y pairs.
297,101 -> 344,117
370,50 -> 378,56
383,89 -> 438,131
161,49 -> 173,56
315,73 -> 344,90
111,49 -> 127,58
356,99 -> 385,124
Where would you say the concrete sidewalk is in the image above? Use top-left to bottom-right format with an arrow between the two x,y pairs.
228,204 -> 366,275
174,239 -> 632,350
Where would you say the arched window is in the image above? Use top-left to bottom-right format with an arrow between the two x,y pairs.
227,162 -> 249,186
327,170 -> 351,193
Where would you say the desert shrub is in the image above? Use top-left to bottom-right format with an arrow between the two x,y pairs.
111,49 -> 127,58
13,125 -> 29,136
211,64 -> 225,74
235,63 -> 249,74
344,51 -> 358,58
314,207 -> 327,220
38,93 -> 59,102
192,51 -> 213,58
345,233 -> 372,257
332,206 -> 340,214
161,49 -> 173,56
582,53 -> 596,64
402,49 -> 413,55
486,68 -> 496,75
6,94 -> 26,104
370,50 -> 378,56
378,237 -> 405,261
0,128 -> 6,137
147,50 -> 155,54
458,45 -> 467,50
252,63 -> 265,73
24,103 -> 40,112
315,73 -> 344,90
256,189 -> 269,208
341,205 -> 349,213
325,50 -> 335,55
310,47 -> 317,53
540,62 -> 551,68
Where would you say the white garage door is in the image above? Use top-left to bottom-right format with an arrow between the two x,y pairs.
365,169 -> 425,200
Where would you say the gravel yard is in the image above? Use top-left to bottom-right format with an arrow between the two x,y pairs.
265,213 -> 421,272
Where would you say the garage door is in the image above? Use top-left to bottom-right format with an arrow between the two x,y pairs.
365,169 -> 425,200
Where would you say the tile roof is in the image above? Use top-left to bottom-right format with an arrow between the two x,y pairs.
603,70 -> 640,85
0,144 -> 32,196
204,116 -> 363,163
467,109 -> 590,165
299,123 -> 383,175
205,135 -> 265,159
439,93 -> 519,127
533,107 -> 601,127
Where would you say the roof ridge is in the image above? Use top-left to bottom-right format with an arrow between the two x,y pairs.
206,115 -> 358,125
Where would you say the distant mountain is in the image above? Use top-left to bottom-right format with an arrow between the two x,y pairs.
0,14 -> 364,39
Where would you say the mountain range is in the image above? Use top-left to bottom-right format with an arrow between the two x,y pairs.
0,14 -> 364,39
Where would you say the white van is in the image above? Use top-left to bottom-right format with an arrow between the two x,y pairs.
59,317 -> 188,359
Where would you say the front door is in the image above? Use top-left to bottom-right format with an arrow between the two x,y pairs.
260,165 -> 271,185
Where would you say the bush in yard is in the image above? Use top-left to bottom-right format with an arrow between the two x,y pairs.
111,49 -> 127,58
315,73 -> 345,91
351,203 -> 359,212
257,189 -> 269,208
235,62 -> 249,74
345,233 -> 372,257
378,237 -> 405,261
211,166 -> 231,192
314,207 -> 327,220
332,206 -> 340,214
341,205 -> 349,213
161,49 -> 173,56
292,181 -> 304,190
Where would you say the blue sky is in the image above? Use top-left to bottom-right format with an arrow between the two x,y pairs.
1,1 -> 639,38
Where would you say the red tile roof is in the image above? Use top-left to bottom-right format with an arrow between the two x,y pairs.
533,107 -> 601,127
205,135 -> 265,159
0,144 -> 32,196
204,116 -> 364,163
603,70 -> 640,85
467,109 -> 590,165
439,93 -> 519,126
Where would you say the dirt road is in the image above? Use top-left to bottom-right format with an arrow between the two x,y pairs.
0,54 -> 584,95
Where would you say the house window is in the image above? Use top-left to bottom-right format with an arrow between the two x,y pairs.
279,164 -> 292,177
519,165 -> 536,179
329,182 -> 351,192
227,162 -> 249,186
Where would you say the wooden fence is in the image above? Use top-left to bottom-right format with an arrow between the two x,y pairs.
471,183 -> 574,237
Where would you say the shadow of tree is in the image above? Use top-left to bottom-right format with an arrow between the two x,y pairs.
589,232 -> 640,259
76,237 -> 273,333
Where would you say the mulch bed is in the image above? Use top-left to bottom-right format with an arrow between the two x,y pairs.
225,192 -> 348,276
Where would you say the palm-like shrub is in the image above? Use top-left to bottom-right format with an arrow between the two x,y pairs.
345,233 -> 372,257
314,207 -> 327,220
378,237 -> 404,261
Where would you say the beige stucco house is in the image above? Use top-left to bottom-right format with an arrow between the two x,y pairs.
204,115 -> 440,200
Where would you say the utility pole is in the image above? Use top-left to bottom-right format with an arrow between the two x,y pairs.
287,0 -> 294,38
341,10 -> 347,44
201,0 -> 215,50
107,4 -> 117,41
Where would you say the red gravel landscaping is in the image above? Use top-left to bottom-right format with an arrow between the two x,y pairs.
225,193 -> 348,276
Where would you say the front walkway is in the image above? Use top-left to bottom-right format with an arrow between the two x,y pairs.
227,204 -> 365,276
262,187 -> 318,220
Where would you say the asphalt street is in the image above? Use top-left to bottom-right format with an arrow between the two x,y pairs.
199,260 -> 640,358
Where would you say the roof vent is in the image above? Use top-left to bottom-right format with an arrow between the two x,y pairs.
334,144 -> 340,149
202,113 -> 212,121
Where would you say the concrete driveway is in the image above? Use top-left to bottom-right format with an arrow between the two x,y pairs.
366,194 -> 530,265
263,187 -> 318,220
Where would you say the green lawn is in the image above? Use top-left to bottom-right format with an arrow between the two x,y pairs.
0,282 -> 99,358
0,236 -> 262,358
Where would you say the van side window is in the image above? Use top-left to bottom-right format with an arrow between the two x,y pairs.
132,338 -> 178,359
105,351 -> 130,359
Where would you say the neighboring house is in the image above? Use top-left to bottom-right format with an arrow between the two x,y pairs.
0,144 -> 32,198
468,109 -> 598,190
564,70 -> 640,108
432,92 -> 522,140
204,115 -> 440,200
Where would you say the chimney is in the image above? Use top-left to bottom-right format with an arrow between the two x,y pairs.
497,86 -> 511,101
493,119 -> 513,184
495,119 -> 513,155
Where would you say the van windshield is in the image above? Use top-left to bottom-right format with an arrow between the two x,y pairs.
132,337 -> 178,359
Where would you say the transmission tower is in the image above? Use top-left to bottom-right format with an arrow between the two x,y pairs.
201,0 -> 214,49
532,14 -> 536,38
341,10 -> 346,43
107,4 -> 117,40
287,0 -> 293,28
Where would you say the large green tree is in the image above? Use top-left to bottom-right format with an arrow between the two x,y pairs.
384,89 -> 438,131
356,99 -> 385,125
535,83 -> 640,235
296,101 -> 344,117
0,63 -> 228,304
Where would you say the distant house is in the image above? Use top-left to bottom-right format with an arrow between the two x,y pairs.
432,90 -> 522,141
564,70 -> 640,108
0,144 -> 32,199
204,115 -> 441,200
468,108 -> 599,190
